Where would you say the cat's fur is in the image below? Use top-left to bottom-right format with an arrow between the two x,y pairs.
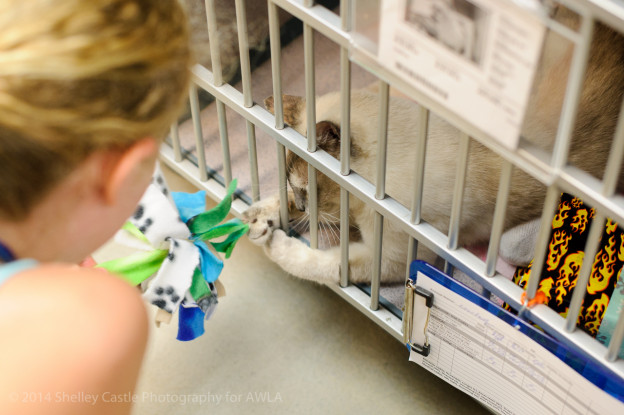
180,0 -> 274,83
180,0 -> 336,83
242,7 -> 624,285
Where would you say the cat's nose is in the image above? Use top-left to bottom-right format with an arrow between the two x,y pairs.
295,201 -> 306,212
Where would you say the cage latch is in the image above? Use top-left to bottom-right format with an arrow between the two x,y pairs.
403,280 -> 434,357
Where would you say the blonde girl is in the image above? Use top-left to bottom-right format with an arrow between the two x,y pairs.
0,1 -> 192,414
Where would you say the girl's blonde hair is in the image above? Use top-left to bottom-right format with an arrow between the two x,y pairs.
0,0 -> 192,220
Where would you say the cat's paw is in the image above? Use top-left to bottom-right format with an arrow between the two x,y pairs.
242,196 -> 281,246
266,228 -> 295,260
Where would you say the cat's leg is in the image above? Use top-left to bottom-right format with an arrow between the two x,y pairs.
499,218 -> 540,267
266,229 -> 373,284
243,194 -> 383,284
265,229 -> 339,283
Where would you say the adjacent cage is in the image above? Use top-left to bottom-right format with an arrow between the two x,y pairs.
164,0 -> 624,403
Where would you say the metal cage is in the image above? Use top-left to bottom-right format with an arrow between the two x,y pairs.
162,0 -> 624,389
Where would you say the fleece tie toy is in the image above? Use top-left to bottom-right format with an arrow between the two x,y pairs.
97,164 -> 248,341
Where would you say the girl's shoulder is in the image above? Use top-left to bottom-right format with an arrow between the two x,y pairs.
0,263 -> 148,414
0,263 -> 148,366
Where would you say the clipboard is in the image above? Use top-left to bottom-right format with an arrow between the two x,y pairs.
405,260 -> 624,413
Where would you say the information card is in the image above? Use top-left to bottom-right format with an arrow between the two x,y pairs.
379,0 -> 545,149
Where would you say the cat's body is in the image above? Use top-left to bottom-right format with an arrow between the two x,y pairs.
180,0 -> 275,83
243,91 -> 541,284
242,8 -> 624,285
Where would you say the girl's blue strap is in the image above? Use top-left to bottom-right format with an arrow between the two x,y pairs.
0,259 -> 39,286
0,240 -> 16,263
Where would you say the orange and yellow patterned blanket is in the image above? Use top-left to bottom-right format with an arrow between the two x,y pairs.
511,193 -> 623,337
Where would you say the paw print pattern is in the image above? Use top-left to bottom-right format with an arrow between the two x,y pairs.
151,285 -> 181,313
150,162 -> 171,199
133,204 -> 154,234
133,207 -> 156,236
140,218 -> 154,234
133,204 -> 144,220
142,238 -> 199,314
167,239 -> 179,261
152,174 -> 169,197
129,184 -> 190,247
131,201 -> 158,238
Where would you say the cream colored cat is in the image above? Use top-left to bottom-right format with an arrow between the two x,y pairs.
242,90 -> 541,284
180,0 -> 271,83
242,8 -> 624,285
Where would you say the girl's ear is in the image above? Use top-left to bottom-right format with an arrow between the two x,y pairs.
103,137 -> 158,205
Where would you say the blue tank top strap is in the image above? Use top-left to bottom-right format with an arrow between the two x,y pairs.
0,259 -> 39,287
0,239 -> 16,263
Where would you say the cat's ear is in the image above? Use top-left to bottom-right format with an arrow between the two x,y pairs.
316,121 -> 341,157
264,95 -> 305,128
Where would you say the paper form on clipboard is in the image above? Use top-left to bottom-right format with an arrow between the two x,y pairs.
407,261 -> 624,415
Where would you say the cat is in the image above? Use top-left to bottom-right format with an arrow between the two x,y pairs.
242,90 -> 541,284
180,0 -> 339,84
241,6 -> 624,285
180,0 -> 275,84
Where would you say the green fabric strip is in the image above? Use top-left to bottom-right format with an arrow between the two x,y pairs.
193,218 -> 248,242
187,179 -> 238,235
211,222 -> 249,258
189,267 -> 212,302
97,249 -> 168,286
122,221 -> 150,243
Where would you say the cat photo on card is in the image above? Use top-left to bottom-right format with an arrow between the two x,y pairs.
404,0 -> 488,65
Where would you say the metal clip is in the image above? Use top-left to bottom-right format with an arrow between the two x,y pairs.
403,279 -> 434,357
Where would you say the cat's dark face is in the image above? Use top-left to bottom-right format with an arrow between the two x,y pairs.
286,121 -> 342,222
264,94 -> 355,222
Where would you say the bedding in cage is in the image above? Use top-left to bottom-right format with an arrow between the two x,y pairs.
167,0 -> 624,404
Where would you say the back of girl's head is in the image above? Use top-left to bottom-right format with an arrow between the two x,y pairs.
0,0 -> 192,221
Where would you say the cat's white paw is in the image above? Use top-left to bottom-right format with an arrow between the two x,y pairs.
266,229 -> 295,260
242,196 -> 281,246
